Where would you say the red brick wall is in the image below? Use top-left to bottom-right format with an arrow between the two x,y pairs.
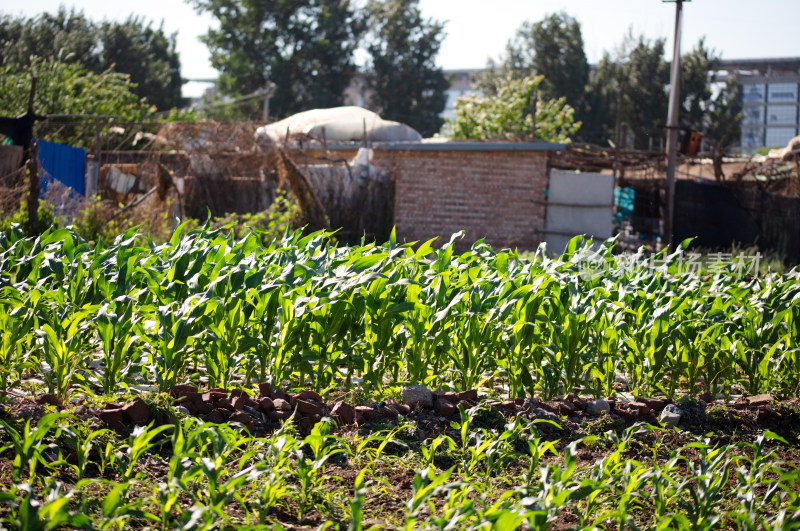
377,149 -> 549,251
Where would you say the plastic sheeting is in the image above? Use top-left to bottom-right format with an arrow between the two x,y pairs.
255,106 -> 422,146
37,140 -> 86,196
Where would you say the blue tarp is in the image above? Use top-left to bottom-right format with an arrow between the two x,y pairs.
37,140 -> 86,196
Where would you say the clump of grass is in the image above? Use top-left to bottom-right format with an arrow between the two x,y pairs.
587,411 -> 624,436
467,404 -> 507,431
706,403 -> 737,429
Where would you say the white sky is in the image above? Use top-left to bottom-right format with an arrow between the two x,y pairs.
5,0 -> 800,97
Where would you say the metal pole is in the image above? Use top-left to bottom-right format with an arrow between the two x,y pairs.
262,81 -> 274,122
94,117 -> 101,167
27,141 -> 39,235
26,76 -> 39,234
665,0 -> 684,250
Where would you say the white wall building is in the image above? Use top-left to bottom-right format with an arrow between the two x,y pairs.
441,69 -> 484,124
719,58 -> 800,154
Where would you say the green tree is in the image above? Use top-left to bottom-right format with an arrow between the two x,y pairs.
96,17 -> 184,111
365,0 -> 448,137
583,35 -> 741,153
446,75 -> 580,143
679,39 -> 742,179
0,57 -> 155,148
578,69 -> 615,145
0,8 -> 185,110
475,12 -> 588,109
706,78 -> 742,180
587,33 -> 669,150
680,38 -> 715,132
188,0 -> 365,120
0,8 -> 96,67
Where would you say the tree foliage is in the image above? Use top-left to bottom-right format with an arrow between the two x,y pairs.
0,57 -> 155,148
365,0 -> 448,137
680,39 -> 742,178
475,12 -> 588,108
681,38 -> 715,132
188,0 -> 365,121
584,34 -> 742,155
446,75 -> 580,143
0,8 -> 184,110
680,39 -> 742,169
706,77 -> 742,180
94,17 -> 184,111
586,33 -> 670,150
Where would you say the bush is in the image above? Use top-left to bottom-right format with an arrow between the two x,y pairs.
0,56 -> 196,150
205,191 -> 301,245
0,200 -> 58,239
445,74 -> 581,143
2,187 -> 300,247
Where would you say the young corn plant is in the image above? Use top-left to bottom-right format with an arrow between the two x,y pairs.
198,298 -> 256,390
348,468 -> 368,531
150,419 -> 206,527
123,424 -> 174,481
675,440 -> 734,529
0,413 -> 73,482
0,300 -> 32,403
403,467 -> 457,529
57,423 -> 114,481
94,299 -> 140,395
243,288 -> 280,385
3,480 -> 90,531
143,299 -> 199,393
730,300 -> 782,394
94,481 -> 147,531
292,420 -> 345,521
734,432 -> 794,520
36,304 -> 95,400
523,422 -> 561,486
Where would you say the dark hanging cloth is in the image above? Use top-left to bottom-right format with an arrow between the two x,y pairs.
0,110 -> 44,148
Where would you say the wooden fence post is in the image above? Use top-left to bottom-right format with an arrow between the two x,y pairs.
26,76 -> 39,234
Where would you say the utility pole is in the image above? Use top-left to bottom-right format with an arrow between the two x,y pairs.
25,76 -> 39,234
664,0 -> 689,250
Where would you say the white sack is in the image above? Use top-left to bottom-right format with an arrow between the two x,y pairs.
255,106 -> 422,146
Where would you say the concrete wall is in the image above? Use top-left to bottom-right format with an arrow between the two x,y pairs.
544,169 -> 614,253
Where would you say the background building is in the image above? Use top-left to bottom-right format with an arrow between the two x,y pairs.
441,69 -> 483,123
719,57 -> 800,154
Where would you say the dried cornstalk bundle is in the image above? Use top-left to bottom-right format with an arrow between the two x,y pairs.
276,148 -> 329,231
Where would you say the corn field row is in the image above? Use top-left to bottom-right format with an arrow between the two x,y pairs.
1,226 -> 800,529
0,226 -> 798,403
2,408 -> 799,529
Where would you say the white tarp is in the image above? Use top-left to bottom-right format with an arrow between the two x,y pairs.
255,106 -> 422,146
